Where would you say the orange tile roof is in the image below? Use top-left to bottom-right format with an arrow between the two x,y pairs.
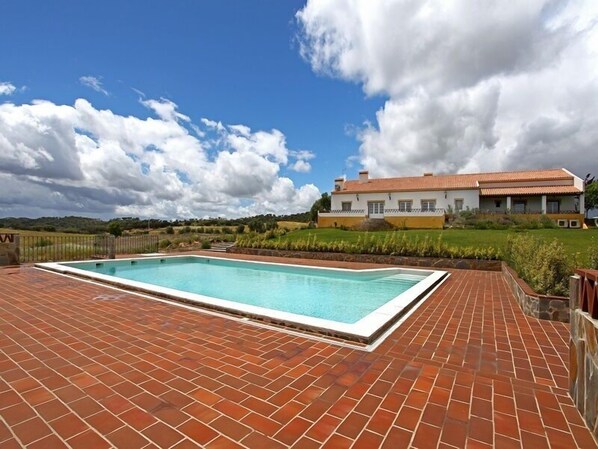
336,168 -> 573,194
479,185 -> 581,196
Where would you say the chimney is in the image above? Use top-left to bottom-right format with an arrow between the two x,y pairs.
359,170 -> 369,184
334,177 -> 345,192
423,172 -> 433,177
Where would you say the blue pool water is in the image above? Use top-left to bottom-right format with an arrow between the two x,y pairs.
63,257 -> 425,324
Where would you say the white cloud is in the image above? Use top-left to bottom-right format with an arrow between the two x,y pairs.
79,75 -> 109,96
0,82 -> 16,96
289,159 -> 312,173
0,98 -> 320,218
141,97 -> 190,122
297,0 -> 598,178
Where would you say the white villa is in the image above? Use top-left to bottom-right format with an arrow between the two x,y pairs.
318,168 -> 585,229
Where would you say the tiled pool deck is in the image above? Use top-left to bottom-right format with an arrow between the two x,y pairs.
0,253 -> 596,449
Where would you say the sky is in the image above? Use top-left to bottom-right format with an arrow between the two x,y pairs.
1,0 -> 597,219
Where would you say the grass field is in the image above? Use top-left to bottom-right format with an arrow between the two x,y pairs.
0,228 -> 90,237
278,228 -> 598,259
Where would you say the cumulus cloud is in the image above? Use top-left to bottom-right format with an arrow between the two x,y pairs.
79,75 -> 109,95
0,98 -> 320,218
0,82 -> 16,96
297,0 -> 598,178
140,97 -> 190,122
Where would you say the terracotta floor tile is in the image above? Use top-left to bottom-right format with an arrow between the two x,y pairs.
27,433 -> 70,449
1,255 -> 596,449
1,402 -> 36,426
240,412 -> 281,436
242,431 -> 287,449
50,413 -> 89,439
67,430 -> 112,449
274,416 -> 312,446
12,417 -> 52,445
412,422 -> 442,449
106,425 -> 150,448
210,415 -> 252,440
352,429 -> 383,449
178,419 -> 219,445
142,422 -> 184,449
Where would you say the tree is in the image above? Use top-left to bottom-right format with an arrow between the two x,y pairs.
309,192 -> 331,222
107,221 -> 123,237
248,219 -> 265,233
586,182 -> 598,217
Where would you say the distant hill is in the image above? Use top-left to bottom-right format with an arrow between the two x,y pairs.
0,216 -> 108,234
0,211 -> 311,234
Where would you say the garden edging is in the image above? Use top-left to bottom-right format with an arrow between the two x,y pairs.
228,246 -> 502,271
501,262 -> 569,322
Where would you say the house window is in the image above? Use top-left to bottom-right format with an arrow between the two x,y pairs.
368,201 -> 385,216
454,199 -> 464,212
495,200 -> 502,208
398,200 -> 412,212
513,200 -> 526,213
421,199 -> 436,212
547,200 -> 559,214
341,202 -> 352,212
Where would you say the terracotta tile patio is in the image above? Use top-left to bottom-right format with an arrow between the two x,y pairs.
0,253 -> 596,449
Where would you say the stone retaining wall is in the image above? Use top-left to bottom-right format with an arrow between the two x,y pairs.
228,247 -> 502,271
0,233 -> 19,266
569,271 -> 598,442
501,262 -> 569,322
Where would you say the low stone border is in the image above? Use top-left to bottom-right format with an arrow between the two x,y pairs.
501,262 -> 569,322
228,247 -> 502,271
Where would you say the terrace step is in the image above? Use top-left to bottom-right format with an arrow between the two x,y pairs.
204,241 -> 236,252
353,218 -> 394,231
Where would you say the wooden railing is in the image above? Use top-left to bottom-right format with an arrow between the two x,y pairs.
19,234 -> 159,263
576,269 -> 598,319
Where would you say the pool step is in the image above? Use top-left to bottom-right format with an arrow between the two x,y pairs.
205,242 -> 236,253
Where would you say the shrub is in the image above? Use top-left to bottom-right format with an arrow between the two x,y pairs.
165,226 -> 174,235
235,232 -> 501,260
504,234 -> 574,296
159,239 -> 171,249
201,240 -> 211,249
108,222 -> 123,237
236,224 -> 245,234
589,240 -> 598,269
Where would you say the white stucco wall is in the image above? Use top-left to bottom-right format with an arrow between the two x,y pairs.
331,189 -> 479,212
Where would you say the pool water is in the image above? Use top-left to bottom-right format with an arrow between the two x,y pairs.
64,257 -> 425,324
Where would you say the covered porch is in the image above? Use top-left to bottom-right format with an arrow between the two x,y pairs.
479,185 -> 584,216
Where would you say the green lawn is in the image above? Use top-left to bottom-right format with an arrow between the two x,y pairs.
278,227 -> 598,260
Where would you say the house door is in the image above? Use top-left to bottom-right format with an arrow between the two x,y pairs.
368,201 -> 385,218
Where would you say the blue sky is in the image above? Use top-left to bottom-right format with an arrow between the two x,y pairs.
1,1 -> 597,218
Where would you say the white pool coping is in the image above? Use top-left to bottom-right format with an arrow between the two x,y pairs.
37,255 -> 449,343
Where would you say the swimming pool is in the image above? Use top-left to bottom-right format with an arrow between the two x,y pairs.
38,256 -> 448,343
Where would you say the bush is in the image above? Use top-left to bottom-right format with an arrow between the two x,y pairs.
178,226 -> 192,234
159,239 -> 171,249
236,224 -> 245,234
589,240 -> 598,269
236,232 -> 501,260
504,234 -> 574,296
165,226 -> 174,235
201,240 -> 211,249
108,221 -> 123,237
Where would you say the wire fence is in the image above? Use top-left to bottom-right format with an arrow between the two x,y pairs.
19,234 -> 159,263
115,234 -> 159,255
